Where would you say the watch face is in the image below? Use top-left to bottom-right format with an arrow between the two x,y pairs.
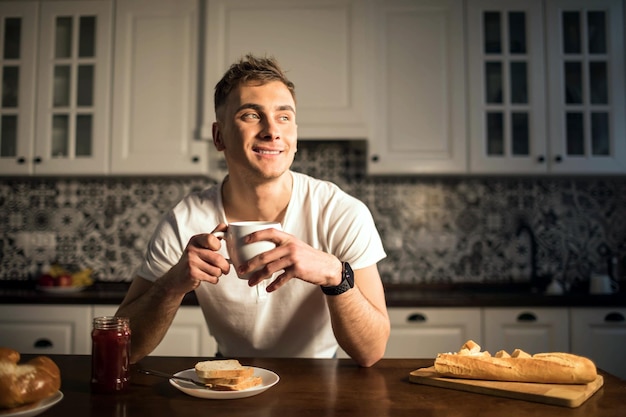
321,262 -> 354,296
343,262 -> 354,287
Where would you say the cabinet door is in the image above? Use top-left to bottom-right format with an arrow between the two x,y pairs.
0,1 -> 38,175
483,307 -> 569,353
110,0 -> 208,175
467,0 -> 548,174
570,308 -> 626,380
0,305 -> 92,354
34,1 -> 112,175
93,305 -> 217,357
384,308 -> 482,358
203,0 -> 371,143
368,0 -> 467,174
546,0 -> 626,173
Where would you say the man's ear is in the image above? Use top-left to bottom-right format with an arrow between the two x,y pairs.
212,122 -> 225,151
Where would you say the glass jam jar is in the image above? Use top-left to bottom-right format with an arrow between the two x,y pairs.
91,316 -> 131,394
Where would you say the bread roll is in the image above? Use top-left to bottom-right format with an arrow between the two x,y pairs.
434,340 -> 597,384
0,348 -> 61,409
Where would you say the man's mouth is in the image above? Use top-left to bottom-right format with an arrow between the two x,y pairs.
254,148 -> 282,155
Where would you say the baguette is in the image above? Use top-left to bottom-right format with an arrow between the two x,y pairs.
434,340 -> 597,384
0,348 -> 61,409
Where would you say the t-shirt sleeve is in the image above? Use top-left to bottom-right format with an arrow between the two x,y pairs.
134,211 -> 185,282
326,195 -> 386,270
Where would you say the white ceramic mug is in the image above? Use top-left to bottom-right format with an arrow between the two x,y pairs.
214,221 -> 282,280
589,273 -> 620,294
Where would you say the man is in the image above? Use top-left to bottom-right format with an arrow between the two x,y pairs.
116,54 -> 389,367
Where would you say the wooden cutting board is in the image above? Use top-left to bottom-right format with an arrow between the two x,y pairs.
409,367 -> 603,408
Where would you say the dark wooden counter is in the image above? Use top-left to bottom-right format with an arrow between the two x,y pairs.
18,355 -> 626,417
1,281 -> 625,307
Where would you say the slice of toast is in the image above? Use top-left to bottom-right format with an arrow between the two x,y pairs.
197,375 -> 251,385
208,375 -> 263,391
194,359 -> 254,379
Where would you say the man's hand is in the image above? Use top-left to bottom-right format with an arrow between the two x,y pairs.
158,224 -> 231,295
237,228 -> 343,292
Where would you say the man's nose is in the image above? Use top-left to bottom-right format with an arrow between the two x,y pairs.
259,118 -> 280,140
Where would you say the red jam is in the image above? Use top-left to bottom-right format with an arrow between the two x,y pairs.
91,316 -> 131,394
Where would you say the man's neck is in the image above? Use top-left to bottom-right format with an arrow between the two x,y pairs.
222,171 -> 293,223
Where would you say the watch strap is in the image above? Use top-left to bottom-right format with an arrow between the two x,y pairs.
321,262 -> 354,296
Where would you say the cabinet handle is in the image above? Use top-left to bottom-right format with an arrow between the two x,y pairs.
371,155 -> 380,162
604,312 -> 625,322
33,338 -> 53,349
33,156 -> 42,164
537,155 -> 545,163
516,312 -> 537,322
17,157 -> 26,164
554,155 -> 563,163
191,156 -> 200,163
406,313 -> 427,323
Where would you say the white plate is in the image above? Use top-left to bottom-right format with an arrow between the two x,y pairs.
0,391 -> 63,417
169,367 -> 279,399
36,285 -> 88,294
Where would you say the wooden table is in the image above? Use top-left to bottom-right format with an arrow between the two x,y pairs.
18,355 -> 626,417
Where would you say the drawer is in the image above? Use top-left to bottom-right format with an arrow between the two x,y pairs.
0,305 -> 92,354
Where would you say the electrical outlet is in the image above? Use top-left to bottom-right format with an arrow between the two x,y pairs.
16,232 -> 57,258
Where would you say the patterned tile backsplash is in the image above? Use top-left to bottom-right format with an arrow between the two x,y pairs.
1,141 -> 625,292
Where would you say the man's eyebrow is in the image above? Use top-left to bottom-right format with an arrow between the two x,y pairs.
235,103 -> 296,113
277,105 -> 296,113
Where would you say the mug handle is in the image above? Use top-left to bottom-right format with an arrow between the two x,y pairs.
211,231 -> 232,264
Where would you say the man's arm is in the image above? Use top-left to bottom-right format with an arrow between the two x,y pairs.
324,264 -> 390,367
116,230 -> 230,363
230,227 -> 390,367
115,276 -> 185,363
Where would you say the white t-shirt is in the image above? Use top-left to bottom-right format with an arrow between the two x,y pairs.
135,171 -> 386,358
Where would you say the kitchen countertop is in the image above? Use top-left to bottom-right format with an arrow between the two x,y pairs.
16,354 -> 626,417
1,280 -> 625,307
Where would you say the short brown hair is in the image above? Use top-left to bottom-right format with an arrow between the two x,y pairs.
214,54 -> 296,116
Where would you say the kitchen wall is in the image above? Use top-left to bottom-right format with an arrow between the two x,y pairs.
1,141 -> 624,292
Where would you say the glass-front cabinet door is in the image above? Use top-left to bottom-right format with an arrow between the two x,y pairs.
34,1 -> 112,175
546,0 -> 625,173
469,0 -> 625,174
0,2 -> 38,175
468,0 -> 547,173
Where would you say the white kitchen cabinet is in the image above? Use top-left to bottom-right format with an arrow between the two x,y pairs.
467,0 -> 547,174
467,0 -> 626,174
337,308 -> 482,359
93,305 -> 217,357
570,307 -> 626,380
1,0 -> 113,175
482,307 -> 569,353
203,0 -> 371,140
0,1 -> 38,175
367,0 -> 467,174
0,304 -> 92,354
545,0 -> 626,174
384,308 -> 481,358
110,0 -> 209,175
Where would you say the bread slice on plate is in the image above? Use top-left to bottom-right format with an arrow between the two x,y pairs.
207,376 -> 263,391
194,359 -> 262,391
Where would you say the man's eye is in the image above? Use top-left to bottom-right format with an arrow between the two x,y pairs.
243,113 -> 259,120
279,115 -> 291,121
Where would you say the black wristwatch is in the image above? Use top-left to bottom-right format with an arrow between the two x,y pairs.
321,262 -> 354,296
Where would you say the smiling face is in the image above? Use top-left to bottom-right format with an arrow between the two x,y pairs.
213,80 -> 297,183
